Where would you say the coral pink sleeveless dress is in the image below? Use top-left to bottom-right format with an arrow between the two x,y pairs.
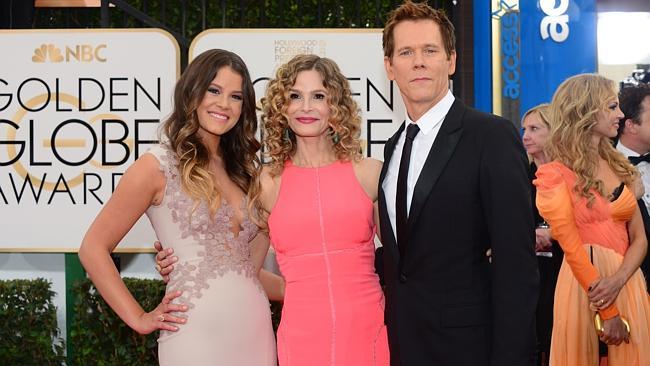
268,160 -> 389,366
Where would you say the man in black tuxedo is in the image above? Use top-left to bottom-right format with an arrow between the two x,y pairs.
615,83 -> 650,292
376,2 -> 539,365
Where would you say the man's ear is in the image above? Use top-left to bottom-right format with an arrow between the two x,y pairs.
625,118 -> 638,133
447,50 -> 457,76
384,56 -> 394,81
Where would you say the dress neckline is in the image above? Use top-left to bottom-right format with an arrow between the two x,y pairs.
286,159 -> 342,170
549,161 -> 632,206
609,182 -> 625,202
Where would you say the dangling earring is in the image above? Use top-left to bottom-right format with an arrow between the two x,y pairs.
330,128 -> 340,145
283,127 -> 291,142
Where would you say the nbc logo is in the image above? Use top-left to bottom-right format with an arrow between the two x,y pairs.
32,44 -> 64,63
31,43 -> 107,63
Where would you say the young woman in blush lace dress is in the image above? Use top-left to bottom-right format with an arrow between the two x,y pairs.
534,74 -> 650,366
78,49 -> 276,366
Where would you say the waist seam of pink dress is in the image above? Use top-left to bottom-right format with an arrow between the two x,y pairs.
276,243 -> 371,258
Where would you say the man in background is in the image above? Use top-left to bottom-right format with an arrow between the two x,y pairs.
616,83 -> 650,292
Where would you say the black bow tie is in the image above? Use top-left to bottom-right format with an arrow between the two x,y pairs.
628,154 -> 650,165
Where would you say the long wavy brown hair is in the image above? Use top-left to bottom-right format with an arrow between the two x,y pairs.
162,49 -> 260,214
545,73 -> 637,206
261,54 -> 362,175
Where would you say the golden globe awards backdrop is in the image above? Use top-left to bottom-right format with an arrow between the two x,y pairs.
0,29 -> 179,251
190,29 -> 406,160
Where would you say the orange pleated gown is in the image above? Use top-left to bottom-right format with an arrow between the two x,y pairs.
535,161 -> 650,366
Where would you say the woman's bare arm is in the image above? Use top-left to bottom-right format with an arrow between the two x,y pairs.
79,154 -> 186,334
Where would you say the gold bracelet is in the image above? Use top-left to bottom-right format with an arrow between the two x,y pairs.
594,313 -> 631,337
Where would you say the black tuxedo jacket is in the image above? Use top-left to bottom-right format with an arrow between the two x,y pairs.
377,100 -> 539,366
634,199 -> 650,292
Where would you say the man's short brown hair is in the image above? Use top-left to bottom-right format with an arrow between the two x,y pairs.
382,1 -> 456,59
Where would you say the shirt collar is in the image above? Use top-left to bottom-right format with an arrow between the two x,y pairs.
405,90 -> 455,136
616,141 -> 642,158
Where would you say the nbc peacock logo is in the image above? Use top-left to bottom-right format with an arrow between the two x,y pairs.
32,44 -> 64,63
31,43 -> 107,63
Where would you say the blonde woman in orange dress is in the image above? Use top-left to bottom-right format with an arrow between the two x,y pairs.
534,73 -> 650,366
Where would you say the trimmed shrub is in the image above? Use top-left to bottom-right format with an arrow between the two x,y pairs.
0,278 -> 65,365
68,278 -> 165,365
69,277 -> 283,365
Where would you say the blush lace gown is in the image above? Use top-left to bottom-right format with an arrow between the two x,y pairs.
145,145 -> 276,366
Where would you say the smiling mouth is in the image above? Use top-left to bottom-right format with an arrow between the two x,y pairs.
296,117 -> 318,124
209,111 -> 228,120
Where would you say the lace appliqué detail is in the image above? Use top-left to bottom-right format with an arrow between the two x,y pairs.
156,147 -> 261,309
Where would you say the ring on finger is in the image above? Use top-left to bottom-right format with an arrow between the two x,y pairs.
158,314 -> 165,322
598,299 -> 604,306
155,263 -> 162,272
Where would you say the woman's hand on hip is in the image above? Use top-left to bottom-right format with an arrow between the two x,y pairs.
134,290 -> 187,334
154,240 -> 177,284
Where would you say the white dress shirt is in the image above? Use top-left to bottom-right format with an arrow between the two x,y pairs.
382,90 -> 455,240
616,141 -> 650,211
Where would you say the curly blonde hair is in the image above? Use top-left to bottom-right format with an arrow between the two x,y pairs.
261,54 -> 362,175
162,49 -> 260,214
545,73 -> 637,206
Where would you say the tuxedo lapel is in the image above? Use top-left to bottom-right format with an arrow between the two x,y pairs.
379,122 -> 405,186
379,123 -> 405,263
407,100 -> 464,233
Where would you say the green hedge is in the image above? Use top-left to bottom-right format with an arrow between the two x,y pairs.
68,278 -> 165,365
0,278 -> 65,365
69,277 -> 283,365
0,277 -> 282,365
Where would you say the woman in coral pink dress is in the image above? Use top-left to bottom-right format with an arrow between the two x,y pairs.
252,54 -> 389,366
534,74 -> 650,366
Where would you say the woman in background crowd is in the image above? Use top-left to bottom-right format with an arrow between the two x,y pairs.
522,103 -> 564,366
535,73 -> 650,366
